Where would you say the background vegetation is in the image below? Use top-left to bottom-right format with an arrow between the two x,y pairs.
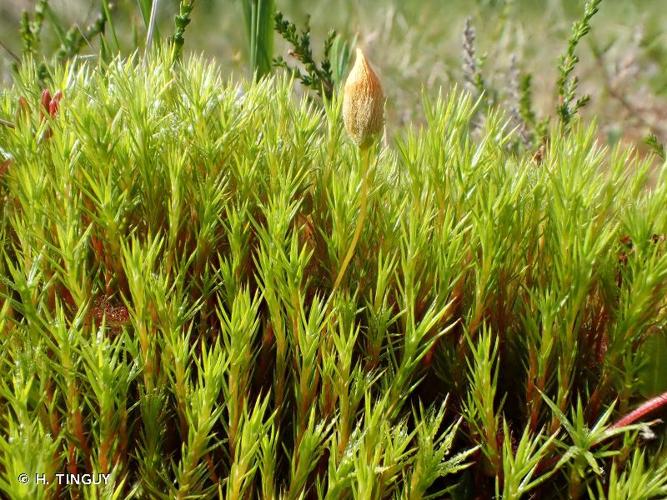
3,0 -> 667,147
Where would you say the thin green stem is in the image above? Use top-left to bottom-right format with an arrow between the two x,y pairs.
332,145 -> 371,294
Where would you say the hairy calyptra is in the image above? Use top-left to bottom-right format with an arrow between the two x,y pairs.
343,48 -> 384,149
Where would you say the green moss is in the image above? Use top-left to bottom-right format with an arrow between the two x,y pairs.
0,52 -> 665,499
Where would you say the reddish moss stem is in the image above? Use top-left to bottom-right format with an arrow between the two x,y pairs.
609,391 -> 667,429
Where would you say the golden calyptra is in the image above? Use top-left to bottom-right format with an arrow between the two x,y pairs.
342,48 -> 384,149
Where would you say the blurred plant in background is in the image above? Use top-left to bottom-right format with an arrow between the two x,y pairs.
3,0 -> 667,150
241,0 -> 274,79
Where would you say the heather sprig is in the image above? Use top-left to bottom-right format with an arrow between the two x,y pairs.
170,0 -> 197,62
462,17 -> 485,100
274,11 -> 351,100
557,0 -> 603,128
